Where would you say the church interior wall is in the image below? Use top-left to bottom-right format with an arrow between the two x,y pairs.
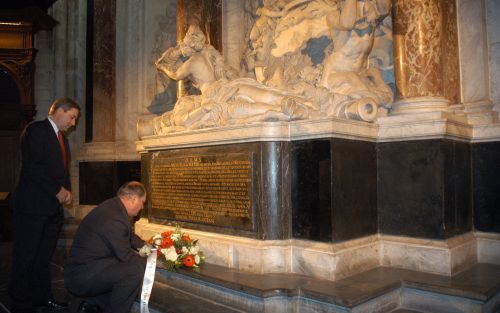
457,0 -> 490,105
30,0 -> 178,216
33,0 -> 87,216
485,0 -> 500,112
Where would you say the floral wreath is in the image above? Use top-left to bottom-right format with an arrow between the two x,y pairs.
148,225 -> 205,272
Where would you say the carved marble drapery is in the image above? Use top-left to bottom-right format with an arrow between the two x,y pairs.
392,0 -> 460,113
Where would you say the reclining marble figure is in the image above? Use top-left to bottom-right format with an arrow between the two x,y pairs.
152,25 -> 315,134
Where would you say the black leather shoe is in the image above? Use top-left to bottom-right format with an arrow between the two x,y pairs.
78,301 -> 102,313
36,299 -> 68,311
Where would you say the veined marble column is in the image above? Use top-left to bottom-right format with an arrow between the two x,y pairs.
392,0 -> 460,114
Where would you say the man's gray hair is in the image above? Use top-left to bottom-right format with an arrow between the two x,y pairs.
117,181 -> 146,198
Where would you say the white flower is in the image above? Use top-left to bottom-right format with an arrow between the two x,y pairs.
195,254 -> 200,264
171,233 -> 180,241
163,247 -> 178,262
189,245 -> 199,255
182,246 -> 189,254
152,234 -> 162,247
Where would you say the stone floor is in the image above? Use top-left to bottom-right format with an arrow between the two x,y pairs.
0,241 -> 82,313
0,238 -> 243,313
150,261 -> 500,313
1,239 -> 499,313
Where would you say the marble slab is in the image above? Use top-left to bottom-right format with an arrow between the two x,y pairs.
380,233 -> 477,276
476,231 -> 500,265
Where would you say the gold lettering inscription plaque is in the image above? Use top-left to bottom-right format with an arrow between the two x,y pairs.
150,153 -> 253,229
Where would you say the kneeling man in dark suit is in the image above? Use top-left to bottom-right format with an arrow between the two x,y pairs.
65,181 -> 150,313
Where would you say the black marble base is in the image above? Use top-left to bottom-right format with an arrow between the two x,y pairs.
472,142 -> 500,233
291,139 -> 377,242
378,139 -> 472,239
142,138 -> 499,242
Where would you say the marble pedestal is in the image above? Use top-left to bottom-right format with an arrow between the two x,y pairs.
136,113 -> 500,280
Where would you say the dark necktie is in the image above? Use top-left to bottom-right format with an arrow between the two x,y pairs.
57,130 -> 67,170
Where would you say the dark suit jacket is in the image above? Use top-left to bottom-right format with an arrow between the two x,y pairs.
65,197 -> 146,274
12,118 -> 70,216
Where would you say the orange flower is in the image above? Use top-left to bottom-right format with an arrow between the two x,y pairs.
161,237 -> 174,248
162,231 -> 173,237
181,234 -> 191,242
182,255 -> 195,267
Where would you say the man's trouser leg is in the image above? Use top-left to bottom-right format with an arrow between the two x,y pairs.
65,260 -> 145,313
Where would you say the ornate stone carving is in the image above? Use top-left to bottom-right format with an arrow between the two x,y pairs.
138,0 -> 394,137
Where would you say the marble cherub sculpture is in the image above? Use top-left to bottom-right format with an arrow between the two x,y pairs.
252,0 -> 394,121
318,0 -> 393,119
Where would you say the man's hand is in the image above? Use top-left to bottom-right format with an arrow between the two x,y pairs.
138,244 -> 153,257
56,187 -> 72,204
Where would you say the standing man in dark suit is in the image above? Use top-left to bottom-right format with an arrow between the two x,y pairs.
9,98 -> 80,313
64,181 -> 150,313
